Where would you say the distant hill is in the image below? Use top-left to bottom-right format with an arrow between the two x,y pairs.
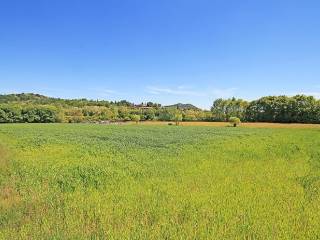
165,103 -> 201,110
0,93 -> 128,107
0,93 -> 49,103
0,93 -> 202,110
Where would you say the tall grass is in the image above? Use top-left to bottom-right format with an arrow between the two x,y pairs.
0,124 -> 320,239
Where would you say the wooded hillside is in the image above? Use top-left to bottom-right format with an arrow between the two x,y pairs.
0,93 -> 319,123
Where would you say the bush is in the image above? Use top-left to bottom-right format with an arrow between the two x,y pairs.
130,114 -> 141,123
229,117 -> 241,127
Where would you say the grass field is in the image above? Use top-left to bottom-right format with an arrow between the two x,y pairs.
1,123 -> 320,239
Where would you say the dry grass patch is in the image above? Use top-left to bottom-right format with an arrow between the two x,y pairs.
136,121 -> 320,129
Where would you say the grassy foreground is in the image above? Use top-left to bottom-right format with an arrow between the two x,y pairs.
0,124 -> 320,239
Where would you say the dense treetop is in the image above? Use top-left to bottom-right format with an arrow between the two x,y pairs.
212,95 -> 320,124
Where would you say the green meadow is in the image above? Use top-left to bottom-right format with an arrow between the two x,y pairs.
1,124 -> 320,239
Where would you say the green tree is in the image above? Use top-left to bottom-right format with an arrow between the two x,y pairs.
1,105 -> 22,123
174,113 -> 183,126
0,108 -> 8,123
144,109 -> 156,120
118,106 -> 130,120
65,107 -> 84,123
183,110 -> 197,121
158,108 -> 176,121
100,107 -> 116,121
211,98 -> 248,121
245,95 -> 320,123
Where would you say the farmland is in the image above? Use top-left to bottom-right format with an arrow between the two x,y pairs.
1,124 -> 320,239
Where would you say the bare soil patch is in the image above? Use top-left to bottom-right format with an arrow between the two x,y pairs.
133,121 -> 320,129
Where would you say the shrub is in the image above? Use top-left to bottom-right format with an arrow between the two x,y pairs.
130,114 -> 141,124
229,117 -> 241,127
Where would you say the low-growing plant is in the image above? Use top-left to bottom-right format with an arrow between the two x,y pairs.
130,114 -> 140,124
229,117 -> 241,127
1,124 -> 320,239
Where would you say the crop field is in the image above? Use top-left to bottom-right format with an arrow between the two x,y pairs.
1,124 -> 320,239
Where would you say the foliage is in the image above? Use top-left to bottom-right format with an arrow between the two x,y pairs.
174,113 -> 183,125
229,117 -> 241,127
0,93 -> 319,124
130,114 -> 141,123
212,95 -> 320,123
211,97 -> 248,121
245,95 -> 320,123
0,93 -> 207,123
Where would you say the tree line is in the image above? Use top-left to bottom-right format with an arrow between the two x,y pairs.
0,93 -> 319,124
0,93 -> 211,123
211,95 -> 320,123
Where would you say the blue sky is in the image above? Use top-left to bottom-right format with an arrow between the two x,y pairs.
1,0 -> 320,109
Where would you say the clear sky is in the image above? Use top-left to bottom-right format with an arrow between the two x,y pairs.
1,0 -> 320,109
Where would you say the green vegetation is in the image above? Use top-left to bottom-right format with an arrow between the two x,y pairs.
1,124 -> 320,239
130,114 -> 141,124
174,113 -> 183,126
229,117 -> 241,127
1,93 -> 320,124
0,93 -> 211,123
212,95 -> 320,123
